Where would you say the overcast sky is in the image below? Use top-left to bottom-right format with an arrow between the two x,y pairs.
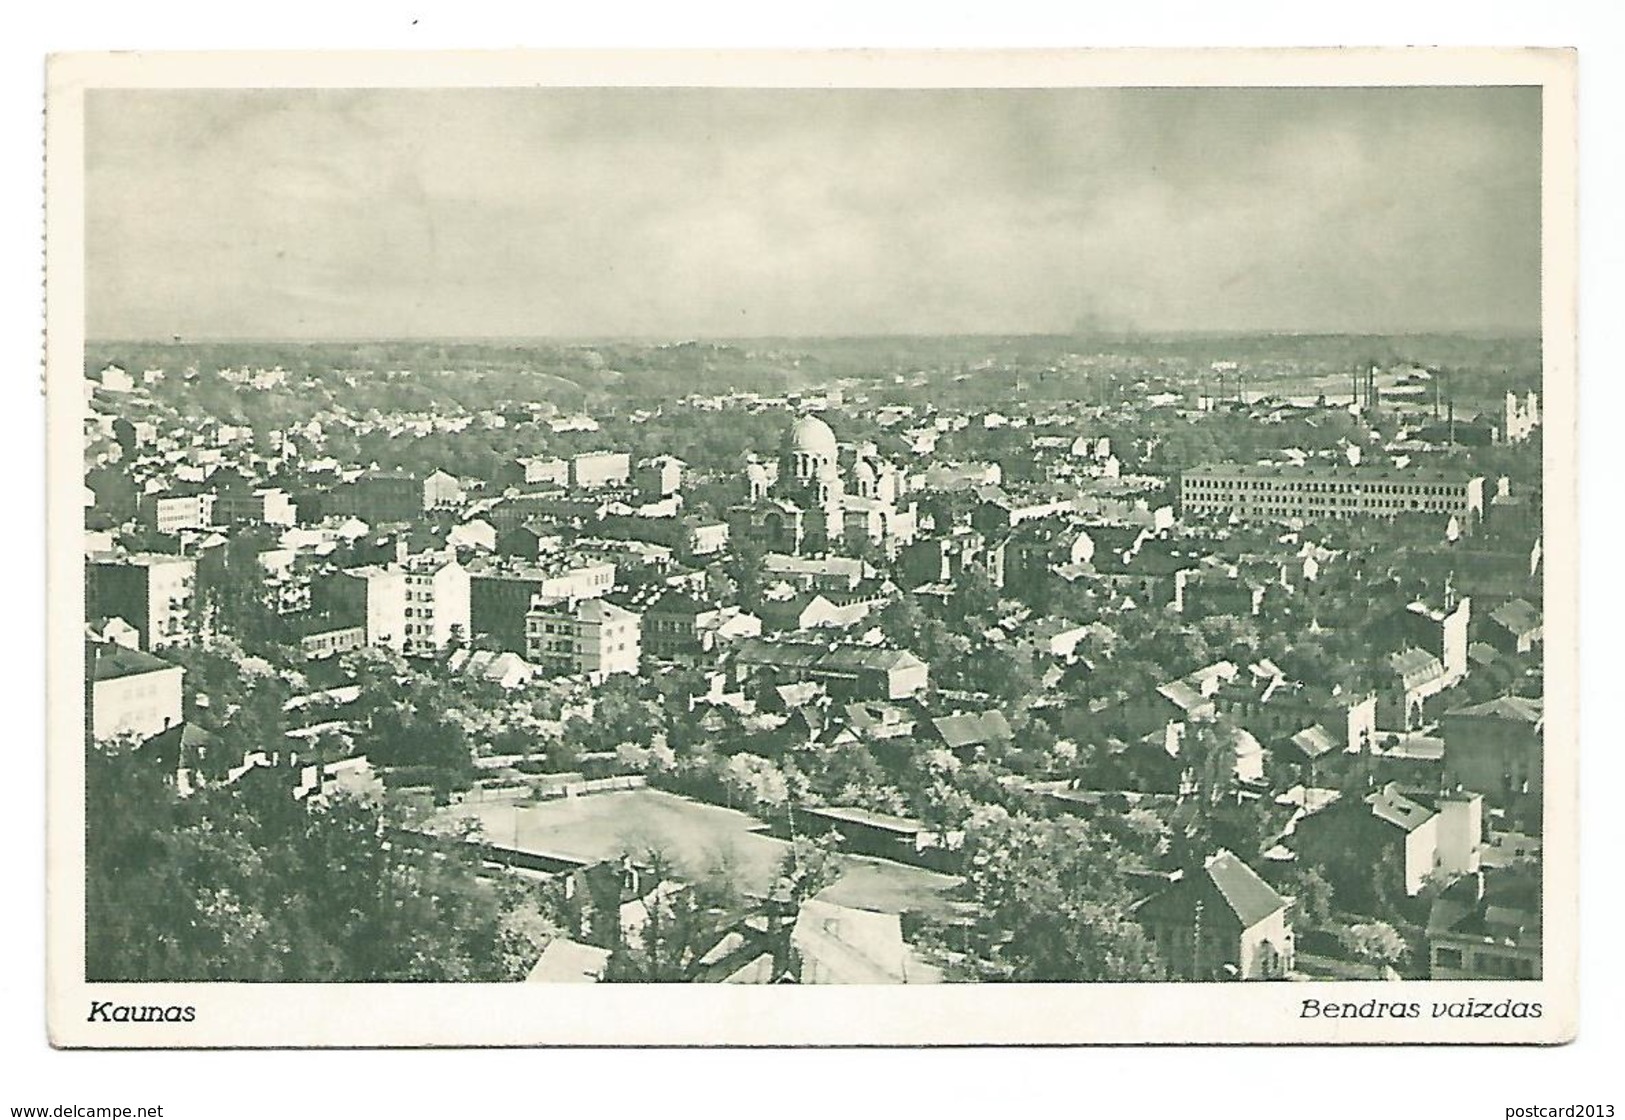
85,85 -> 1541,340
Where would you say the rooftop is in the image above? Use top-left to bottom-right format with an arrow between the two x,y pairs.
1366,783 -> 1438,833
1289,724 -> 1341,759
1446,695 -> 1543,724
930,710 -> 1014,750
1184,462 -> 1479,484
89,644 -> 178,682
1488,598 -> 1542,635
1136,849 -> 1285,929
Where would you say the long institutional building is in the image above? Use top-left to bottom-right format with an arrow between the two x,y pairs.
1180,464 -> 1485,524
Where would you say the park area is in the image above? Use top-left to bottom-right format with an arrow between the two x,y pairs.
437,787 -> 963,918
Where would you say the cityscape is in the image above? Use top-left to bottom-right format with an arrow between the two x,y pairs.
82,332 -> 1544,985
78,84 -> 1545,988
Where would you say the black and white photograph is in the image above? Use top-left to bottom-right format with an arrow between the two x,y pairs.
42,47 -> 1578,1047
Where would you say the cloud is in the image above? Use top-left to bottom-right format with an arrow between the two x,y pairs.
85,86 -> 1541,339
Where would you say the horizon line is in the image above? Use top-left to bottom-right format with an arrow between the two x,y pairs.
85,327 -> 1543,347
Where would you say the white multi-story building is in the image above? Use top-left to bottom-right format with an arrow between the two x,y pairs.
141,492 -> 215,535
325,554 -> 469,655
402,553 -> 471,654
525,597 -> 641,681
1180,464 -> 1485,525
88,644 -> 184,741
569,451 -> 631,490
89,554 -> 198,651
214,485 -> 296,527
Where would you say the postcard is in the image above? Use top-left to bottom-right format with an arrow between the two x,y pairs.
44,47 -> 1577,1046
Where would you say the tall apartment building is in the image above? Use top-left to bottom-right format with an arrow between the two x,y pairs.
321,554 -> 470,655
140,491 -> 215,535
401,553 -> 471,654
88,554 -> 198,651
1180,464 -> 1485,525
525,597 -> 642,681
468,557 -> 616,652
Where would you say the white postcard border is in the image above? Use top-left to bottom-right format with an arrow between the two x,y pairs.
44,47 -> 1579,1047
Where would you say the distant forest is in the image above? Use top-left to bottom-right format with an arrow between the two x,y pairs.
84,332 -> 1542,419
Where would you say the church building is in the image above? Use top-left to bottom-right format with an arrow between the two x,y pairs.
729,413 -> 918,556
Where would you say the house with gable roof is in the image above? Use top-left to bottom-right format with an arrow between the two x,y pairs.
1292,781 -> 1484,907
1483,597 -> 1543,656
1134,850 -> 1294,980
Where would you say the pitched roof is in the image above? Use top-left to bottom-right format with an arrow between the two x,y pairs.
1488,598 -> 1541,635
537,598 -> 638,625
1289,724 -> 1341,759
1137,850 -> 1285,929
930,710 -> 1014,750
526,938 -> 612,983
88,644 -> 177,682
841,702 -> 914,735
1388,647 -> 1445,684
736,638 -> 925,676
791,899 -> 913,984
1203,850 -> 1288,928
1156,679 -> 1208,714
1427,868 -> 1542,945
1365,783 -> 1438,833
774,682 -> 825,711
140,721 -> 216,770
1446,695 -> 1543,724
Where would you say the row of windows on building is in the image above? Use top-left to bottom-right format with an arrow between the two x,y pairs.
1186,496 -> 1461,511
1185,478 -> 1465,496
535,639 -> 633,655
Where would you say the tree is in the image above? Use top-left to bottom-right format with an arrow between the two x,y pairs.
1116,806 -> 1173,864
1285,864 -> 1336,931
85,742 -> 551,982
1340,920 -> 1408,976
950,568 -> 1002,624
578,676 -> 667,752
1194,614 -> 1262,660
974,645 -> 1039,705
960,812 -> 1162,982
721,752 -> 790,813
777,831 -> 843,907
1168,718 -> 1238,866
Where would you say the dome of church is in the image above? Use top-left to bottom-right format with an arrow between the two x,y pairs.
783,414 -> 838,458
851,456 -> 878,482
